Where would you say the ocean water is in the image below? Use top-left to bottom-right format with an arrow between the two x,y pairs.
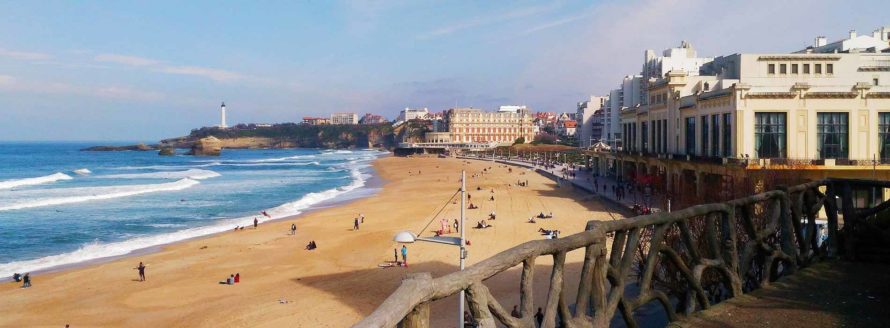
0,142 -> 385,277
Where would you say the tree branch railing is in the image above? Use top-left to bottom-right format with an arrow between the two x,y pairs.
354,178 -> 882,328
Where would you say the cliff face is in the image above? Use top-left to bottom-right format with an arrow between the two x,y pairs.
160,123 -> 397,150
187,136 -> 222,156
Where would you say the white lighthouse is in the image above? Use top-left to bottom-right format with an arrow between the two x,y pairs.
219,102 -> 228,129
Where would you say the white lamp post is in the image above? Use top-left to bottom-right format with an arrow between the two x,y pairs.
393,170 -> 466,327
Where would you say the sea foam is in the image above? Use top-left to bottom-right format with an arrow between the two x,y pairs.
0,178 -> 200,211
0,158 -> 375,277
0,172 -> 73,190
98,169 -> 221,180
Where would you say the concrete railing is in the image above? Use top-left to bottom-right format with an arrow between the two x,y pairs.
354,178 -> 886,327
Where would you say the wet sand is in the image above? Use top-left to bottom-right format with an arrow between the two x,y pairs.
0,156 -> 619,327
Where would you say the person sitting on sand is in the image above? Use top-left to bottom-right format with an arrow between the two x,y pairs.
489,211 -> 496,220
527,217 -> 536,223
489,195 -> 494,201
234,273 -> 240,283
12,273 -> 21,282
538,228 -> 554,235
537,212 -> 545,219
546,212 -> 553,218
476,186 -> 481,191
305,241 -> 317,250
221,274 -> 234,285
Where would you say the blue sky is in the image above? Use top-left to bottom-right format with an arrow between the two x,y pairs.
0,0 -> 886,141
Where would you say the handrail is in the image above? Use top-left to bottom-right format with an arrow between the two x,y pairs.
355,178 -> 879,328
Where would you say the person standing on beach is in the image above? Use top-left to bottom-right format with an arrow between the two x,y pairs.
401,245 -> 408,266
22,273 -> 31,288
290,223 -> 297,235
135,262 -> 146,282
360,213 -> 365,223
354,217 -> 360,230
393,248 -> 398,263
254,217 -> 258,229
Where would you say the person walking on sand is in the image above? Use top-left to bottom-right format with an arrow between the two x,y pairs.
401,245 -> 408,266
354,217 -> 360,230
393,248 -> 399,264
254,217 -> 258,229
290,223 -> 297,235
135,262 -> 146,282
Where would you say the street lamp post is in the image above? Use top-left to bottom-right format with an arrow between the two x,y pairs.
393,170 -> 466,328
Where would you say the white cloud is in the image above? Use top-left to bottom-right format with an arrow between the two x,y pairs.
418,4 -> 558,40
0,75 -> 164,101
523,12 -> 591,35
93,53 -> 245,82
94,54 -> 161,66
0,48 -> 52,61
157,65 -> 243,82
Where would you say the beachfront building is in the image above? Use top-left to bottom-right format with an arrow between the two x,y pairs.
424,107 -> 534,146
576,96 -> 607,147
330,112 -> 359,125
589,26 -> 890,207
302,117 -> 330,125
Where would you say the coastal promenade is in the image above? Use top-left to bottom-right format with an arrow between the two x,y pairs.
0,156 -> 618,327
464,155 -> 664,214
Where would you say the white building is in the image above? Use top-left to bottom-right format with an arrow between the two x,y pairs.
397,107 -> 429,122
642,41 -> 713,82
576,96 -> 607,147
330,112 -> 359,125
795,28 -> 890,54
498,105 -> 528,113
219,102 -> 227,129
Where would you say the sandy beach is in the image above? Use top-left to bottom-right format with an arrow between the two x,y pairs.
0,156 -> 620,327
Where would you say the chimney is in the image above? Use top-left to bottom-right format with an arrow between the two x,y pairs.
849,30 -> 857,39
815,36 -> 827,47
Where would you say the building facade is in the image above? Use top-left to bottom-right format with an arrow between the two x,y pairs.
590,26 -> 890,208
576,96 -> 607,147
426,107 -> 534,146
302,117 -> 330,125
397,107 -> 430,122
330,112 -> 359,125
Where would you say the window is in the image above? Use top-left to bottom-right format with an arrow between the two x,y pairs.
803,64 -> 810,74
881,113 -> 890,160
755,113 -> 786,158
817,113 -> 848,159
704,82 -> 710,91
826,64 -> 833,74
780,64 -> 787,74
662,119 -> 668,153
815,64 -> 822,74
711,115 -> 719,157
641,122 -> 648,153
875,78 -> 880,86
768,64 -> 776,74
686,117 -> 696,155
701,116 -> 709,156
791,64 -> 798,74
722,113 -> 732,157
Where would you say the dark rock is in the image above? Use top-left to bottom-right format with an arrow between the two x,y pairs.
158,146 -> 175,156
